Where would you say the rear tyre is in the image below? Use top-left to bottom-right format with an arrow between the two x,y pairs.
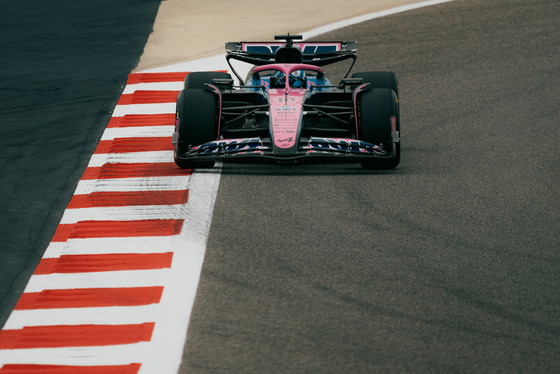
352,71 -> 399,99
174,89 -> 218,169
358,88 -> 400,170
184,71 -> 232,89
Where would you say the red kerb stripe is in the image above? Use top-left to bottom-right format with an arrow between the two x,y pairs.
126,72 -> 188,84
107,114 -> 175,128
34,252 -> 174,274
82,162 -> 191,180
117,91 -> 180,105
51,219 -> 183,242
0,323 -> 154,349
124,71 -> 225,85
15,286 -> 164,310
94,136 -> 172,154
0,364 -> 141,374
68,190 -> 188,208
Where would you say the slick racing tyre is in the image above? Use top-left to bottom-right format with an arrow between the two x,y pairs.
357,88 -> 400,169
352,71 -> 399,100
174,88 -> 218,169
184,71 -> 232,89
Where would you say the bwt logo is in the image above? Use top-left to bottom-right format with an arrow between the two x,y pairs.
194,139 -> 263,154
275,105 -> 296,111
309,138 -> 377,153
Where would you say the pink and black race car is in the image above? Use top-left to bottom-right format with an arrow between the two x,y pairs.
172,34 -> 400,169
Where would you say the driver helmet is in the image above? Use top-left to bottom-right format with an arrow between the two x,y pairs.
289,70 -> 307,88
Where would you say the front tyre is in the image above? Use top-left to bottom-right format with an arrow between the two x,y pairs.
184,71 -> 232,89
174,89 -> 218,169
357,88 -> 400,170
352,71 -> 399,100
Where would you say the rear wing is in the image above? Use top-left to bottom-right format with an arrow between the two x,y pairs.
226,41 -> 357,63
225,35 -> 358,84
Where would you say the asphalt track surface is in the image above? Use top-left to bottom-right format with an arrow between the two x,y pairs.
180,0 -> 559,372
0,0 -> 161,329
0,0 -> 558,373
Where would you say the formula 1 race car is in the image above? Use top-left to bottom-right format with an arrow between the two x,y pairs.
172,34 -> 400,169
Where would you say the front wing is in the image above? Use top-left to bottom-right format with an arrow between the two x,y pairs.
175,137 -> 396,162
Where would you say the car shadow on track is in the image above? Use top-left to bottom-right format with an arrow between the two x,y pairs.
195,160 -> 408,177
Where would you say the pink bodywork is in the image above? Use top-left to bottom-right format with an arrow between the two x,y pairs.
253,64 -> 324,150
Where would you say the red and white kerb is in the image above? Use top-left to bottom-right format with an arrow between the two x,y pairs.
0,72 -> 221,374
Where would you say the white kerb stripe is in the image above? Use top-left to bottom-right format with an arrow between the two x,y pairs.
123,82 -> 184,94
112,102 -> 175,117
101,126 -> 174,140
42,237 -> 177,259
88,151 -> 174,167
60,204 -> 188,224
4,305 -> 161,329
24,269 -> 172,293
74,175 -> 193,195
0,344 -> 152,367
